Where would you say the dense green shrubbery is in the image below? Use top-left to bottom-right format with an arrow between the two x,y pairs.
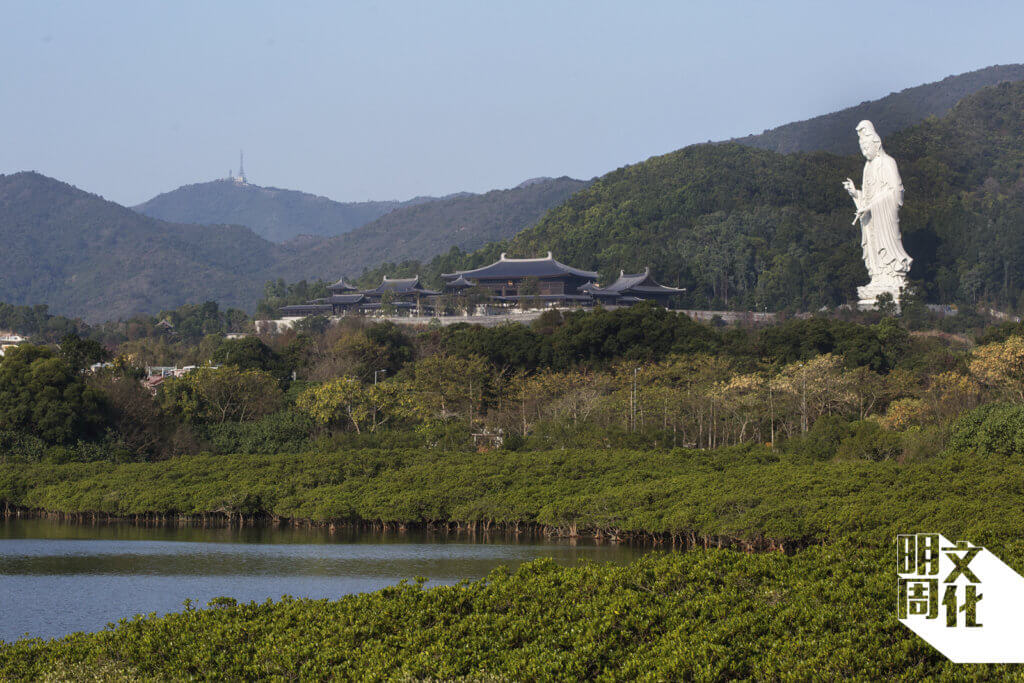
2,545 -> 1021,679
948,403 -> 1024,456
203,409 -> 315,454
4,446 -> 1024,547
436,304 -> 912,372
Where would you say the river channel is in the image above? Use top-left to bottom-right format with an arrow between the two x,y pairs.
0,519 -> 652,643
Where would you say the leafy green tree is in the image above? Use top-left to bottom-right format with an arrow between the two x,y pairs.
59,332 -> 109,372
212,336 -> 289,380
158,367 -> 282,425
295,377 -> 417,434
0,344 -> 108,443
412,354 -> 492,422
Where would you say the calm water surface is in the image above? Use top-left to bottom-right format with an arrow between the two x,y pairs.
0,520 -> 651,643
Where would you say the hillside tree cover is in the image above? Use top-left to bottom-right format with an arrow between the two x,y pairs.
0,304 -> 1008,463
730,63 -> 1024,155
362,81 -> 1024,314
279,177 -> 591,285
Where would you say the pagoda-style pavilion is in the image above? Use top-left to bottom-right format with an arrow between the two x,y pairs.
360,276 -> 439,314
443,275 -> 476,293
327,277 -> 359,294
579,268 -> 686,306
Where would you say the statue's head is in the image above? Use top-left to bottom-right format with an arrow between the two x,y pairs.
856,120 -> 882,160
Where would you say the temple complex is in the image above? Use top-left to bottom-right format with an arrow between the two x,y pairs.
276,253 -> 685,318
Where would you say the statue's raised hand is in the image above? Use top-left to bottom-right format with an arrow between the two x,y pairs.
843,178 -> 858,197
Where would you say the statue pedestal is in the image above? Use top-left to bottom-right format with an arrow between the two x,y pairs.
857,279 -> 905,311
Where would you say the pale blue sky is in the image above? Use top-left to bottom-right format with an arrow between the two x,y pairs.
2,1 -> 1022,206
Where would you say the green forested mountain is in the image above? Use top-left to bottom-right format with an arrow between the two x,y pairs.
5,70 -> 1024,320
384,80 -> 1024,312
133,179 -> 439,243
0,173 -> 588,322
0,173 -> 279,321
729,63 -> 1024,155
279,176 -> 589,281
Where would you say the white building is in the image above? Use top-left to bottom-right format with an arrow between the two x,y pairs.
0,332 -> 27,357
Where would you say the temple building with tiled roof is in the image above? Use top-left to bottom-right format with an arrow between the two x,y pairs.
443,275 -> 476,292
580,268 -> 686,306
362,276 -> 440,299
277,303 -> 335,317
307,293 -> 366,314
442,252 -> 598,301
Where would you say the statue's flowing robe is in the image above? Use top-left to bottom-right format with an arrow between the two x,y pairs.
860,151 -> 912,281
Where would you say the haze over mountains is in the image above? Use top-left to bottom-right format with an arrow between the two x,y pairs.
131,174 -> 589,286
1,64 -> 1022,321
0,172 -> 278,320
134,180 -> 441,243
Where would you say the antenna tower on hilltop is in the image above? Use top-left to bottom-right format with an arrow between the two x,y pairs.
237,150 -> 247,184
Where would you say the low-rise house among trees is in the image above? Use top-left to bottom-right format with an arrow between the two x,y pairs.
275,253 -> 685,319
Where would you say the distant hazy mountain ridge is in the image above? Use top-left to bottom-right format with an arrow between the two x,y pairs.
729,63 -> 1024,155
0,173 -> 279,320
134,179 -> 438,243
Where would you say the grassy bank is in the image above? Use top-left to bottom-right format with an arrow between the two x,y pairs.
4,446 -> 1024,548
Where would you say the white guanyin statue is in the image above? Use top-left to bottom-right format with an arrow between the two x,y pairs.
842,120 -> 913,308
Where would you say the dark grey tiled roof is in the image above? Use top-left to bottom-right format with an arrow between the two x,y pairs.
446,253 -> 598,281
278,304 -> 333,315
327,278 -> 358,292
601,268 -> 686,295
311,294 -> 365,304
444,275 -> 475,289
579,282 -> 619,297
491,294 -> 593,302
361,301 -> 420,310
364,276 -> 439,296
